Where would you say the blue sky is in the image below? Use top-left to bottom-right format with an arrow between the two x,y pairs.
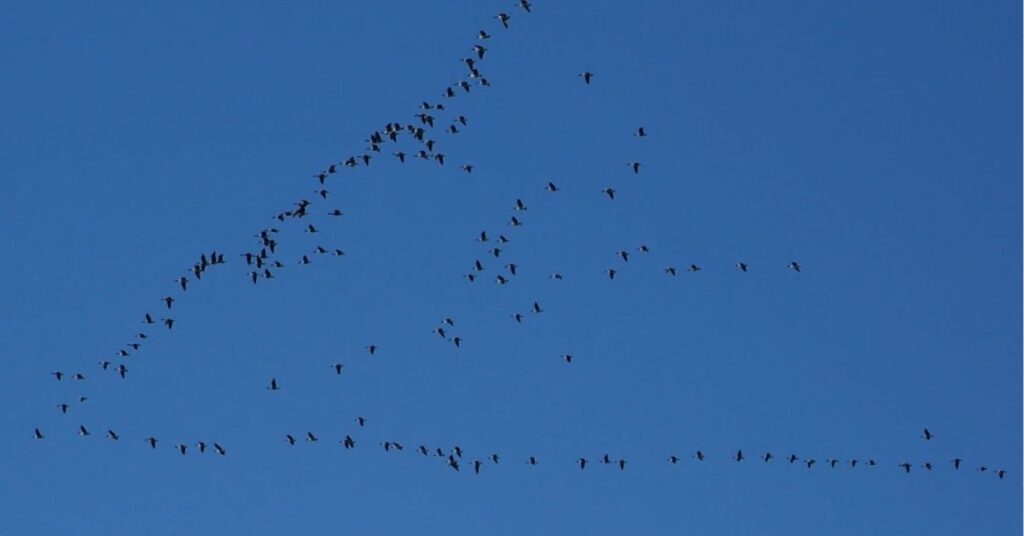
0,1 -> 1020,534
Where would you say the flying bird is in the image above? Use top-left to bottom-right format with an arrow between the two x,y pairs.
579,72 -> 594,84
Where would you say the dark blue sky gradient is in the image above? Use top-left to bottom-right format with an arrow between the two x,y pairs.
1,1 -> 1020,534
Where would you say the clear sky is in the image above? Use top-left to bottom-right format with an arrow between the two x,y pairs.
1,1 -> 1020,534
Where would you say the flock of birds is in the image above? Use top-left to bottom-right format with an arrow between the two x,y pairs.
36,1 -> 1009,484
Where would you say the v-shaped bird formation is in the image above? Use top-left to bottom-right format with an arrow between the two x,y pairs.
34,1 -> 1009,487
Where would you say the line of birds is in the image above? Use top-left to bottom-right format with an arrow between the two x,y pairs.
37,1 -> 1010,487
29,423 -> 1007,480
32,427 -> 225,456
